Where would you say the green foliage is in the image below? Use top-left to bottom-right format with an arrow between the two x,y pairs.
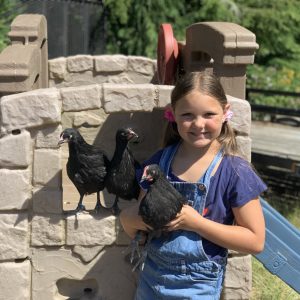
103,0 -> 300,107
236,0 -> 300,67
0,0 -> 19,52
246,64 -> 300,108
104,0 -> 241,58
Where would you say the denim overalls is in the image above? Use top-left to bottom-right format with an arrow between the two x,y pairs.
135,143 -> 227,300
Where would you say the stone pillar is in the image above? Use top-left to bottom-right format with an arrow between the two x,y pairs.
0,14 -> 48,96
183,22 -> 258,99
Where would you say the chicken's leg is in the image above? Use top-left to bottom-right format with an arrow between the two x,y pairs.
111,196 -> 121,215
94,192 -> 102,213
75,195 -> 85,212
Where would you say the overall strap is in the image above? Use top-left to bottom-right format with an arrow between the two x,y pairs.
201,149 -> 224,187
159,142 -> 180,177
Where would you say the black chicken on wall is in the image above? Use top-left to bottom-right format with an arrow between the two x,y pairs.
58,128 -> 109,213
105,128 -> 140,215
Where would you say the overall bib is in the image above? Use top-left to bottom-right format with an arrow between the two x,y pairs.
135,143 -> 227,300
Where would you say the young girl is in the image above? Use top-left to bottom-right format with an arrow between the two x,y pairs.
120,72 -> 266,299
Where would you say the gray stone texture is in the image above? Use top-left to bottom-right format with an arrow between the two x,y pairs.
33,148 -> 61,187
31,214 -> 65,246
0,169 -> 31,210
0,260 -> 31,300
0,213 -> 29,260
0,88 -> 61,134
102,83 -> 156,112
61,84 -> 101,112
0,130 -> 32,168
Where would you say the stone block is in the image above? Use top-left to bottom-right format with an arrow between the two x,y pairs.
0,260 -> 31,300
66,212 -> 117,246
0,169 -> 31,210
49,57 -> 66,79
0,213 -> 29,260
59,70 -> 95,88
127,56 -> 155,75
157,85 -> 173,108
34,124 -> 62,149
0,88 -> 61,134
31,214 -> 65,246
236,136 -> 252,162
127,56 -> 156,84
31,247 -> 136,300
72,109 -> 106,128
102,83 -> 155,113
227,94 -> 251,135
67,55 -> 93,72
105,72 -> 133,84
222,255 -> 252,300
94,55 -> 128,73
32,187 -> 63,214
0,130 -> 32,168
33,149 -> 61,187
61,84 -> 101,112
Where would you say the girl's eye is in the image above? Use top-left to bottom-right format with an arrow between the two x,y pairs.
204,112 -> 216,118
181,113 -> 193,117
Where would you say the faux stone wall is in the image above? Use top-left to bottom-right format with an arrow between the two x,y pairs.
0,55 -> 253,300
49,54 -> 158,88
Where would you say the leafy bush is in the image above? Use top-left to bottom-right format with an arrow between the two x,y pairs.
247,65 -> 300,108
0,0 -> 19,52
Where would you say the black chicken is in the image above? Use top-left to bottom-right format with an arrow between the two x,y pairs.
139,164 -> 187,232
131,164 -> 187,270
105,128 -> 140,215
58,128 -> 110,213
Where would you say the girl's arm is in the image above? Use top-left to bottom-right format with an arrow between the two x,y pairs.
166,198 -> 265,254
119,189 -> 149,239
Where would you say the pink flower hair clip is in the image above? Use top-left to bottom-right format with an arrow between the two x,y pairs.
224,110 -> 233,122
164,106 -> 176,123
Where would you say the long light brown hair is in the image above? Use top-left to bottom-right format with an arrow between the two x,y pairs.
162,72 -> 237,155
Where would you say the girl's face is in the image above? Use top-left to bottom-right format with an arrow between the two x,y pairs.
173,91 -> 229,149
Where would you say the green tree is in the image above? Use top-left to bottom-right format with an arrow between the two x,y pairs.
104,0 -> 241,58
0,0 -> 19,52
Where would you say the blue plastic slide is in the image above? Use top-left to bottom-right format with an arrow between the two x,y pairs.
255,198 -> 300,292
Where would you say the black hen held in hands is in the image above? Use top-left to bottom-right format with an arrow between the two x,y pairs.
139,164 -> 187,231
105,128 -> 140,215
58,128 -> 109,213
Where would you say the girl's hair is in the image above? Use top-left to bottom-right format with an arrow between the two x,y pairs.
162,71 -> 237,155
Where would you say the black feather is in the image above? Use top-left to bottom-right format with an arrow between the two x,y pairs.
105,128 -> 140,214
139,164 -> 187,230
59,128 -> 109,212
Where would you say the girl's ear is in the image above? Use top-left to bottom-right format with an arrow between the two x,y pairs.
222,104 -> 232,123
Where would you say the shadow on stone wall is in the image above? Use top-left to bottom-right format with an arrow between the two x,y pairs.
31,108 -> 168,299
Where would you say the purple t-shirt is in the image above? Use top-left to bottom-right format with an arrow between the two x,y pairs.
137,148 -> 267,261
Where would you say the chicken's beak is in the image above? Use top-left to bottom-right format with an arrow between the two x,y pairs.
140,175 -> 147,183
58,136 -> 67,146
127,129 -> 139,141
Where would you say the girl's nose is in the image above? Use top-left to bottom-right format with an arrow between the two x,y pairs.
193,116 -> 205,128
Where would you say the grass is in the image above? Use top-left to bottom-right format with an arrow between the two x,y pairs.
250,204 -> 300,300
251,258 -> 300,300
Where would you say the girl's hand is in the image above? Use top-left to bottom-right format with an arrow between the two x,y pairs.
119,202 -> 152,239
166,204 -> 202,232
